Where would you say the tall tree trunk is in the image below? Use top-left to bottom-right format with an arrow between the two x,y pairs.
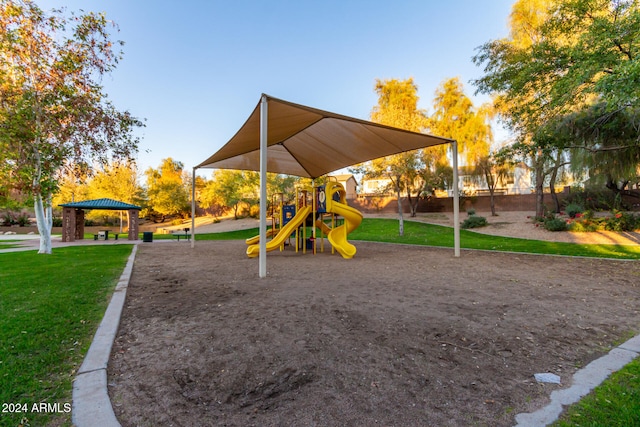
32,127 -> 53,254
484,168 -> 497,216
535,180 -> 545,218
406,190 -> 419,217
396,188 -> 404,237
35,193 -> 52,254
549,155 -> 562,213
534,154 -> 545,218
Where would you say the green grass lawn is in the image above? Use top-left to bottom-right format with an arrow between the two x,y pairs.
191,218 -> 640,260
550,358 -> 640,427
0,245 -> 133,427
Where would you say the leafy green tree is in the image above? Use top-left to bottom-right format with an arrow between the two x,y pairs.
145,158 -> 190,220
428,77 -> 492,167
201,169 -> 260,219
0,0 -> 143,253
474,0 -> 640,215
537,104 -> 640,194
359,78 -> 430,235
87,162 -> 144,229
473,150 -> 515,216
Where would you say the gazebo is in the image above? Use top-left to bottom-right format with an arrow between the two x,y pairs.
58,198 -> 142,242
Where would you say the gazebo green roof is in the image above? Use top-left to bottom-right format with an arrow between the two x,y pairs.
59,198 -> 142,210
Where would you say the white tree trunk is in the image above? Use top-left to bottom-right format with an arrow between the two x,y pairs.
34,193 -> 53,254
396,189 -> 404,237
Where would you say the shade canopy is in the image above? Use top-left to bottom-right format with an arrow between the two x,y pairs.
197,95 -> 454,178
59,198 -> 141,210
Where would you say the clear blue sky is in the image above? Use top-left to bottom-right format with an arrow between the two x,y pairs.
38,0 -> 514,177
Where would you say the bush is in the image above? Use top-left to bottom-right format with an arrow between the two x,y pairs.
565,203 -> 584,218
466,208 -> 476,216
1,211 -> 16,226
15,213 -> 31,226
461,215 -> 488,229
544,217 -> 568,232
603,212 -> 640,232
249,205 -> 260,218
569,219 -> 599,232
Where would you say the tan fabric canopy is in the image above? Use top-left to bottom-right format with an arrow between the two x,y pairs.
193,94 -> 460,277
196,94 -> 454,178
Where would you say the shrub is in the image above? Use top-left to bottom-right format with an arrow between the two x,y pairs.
466,208 -> 476,216
15,213 -> 31,227
603,212 -> 640,232
565,203 -> 584,218
568,218 -> 600,232
1,211 -> 16,226
461,215 -> 488,229
544,217 -> 568,232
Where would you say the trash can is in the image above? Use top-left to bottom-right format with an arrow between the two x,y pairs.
142,231 -> 153,242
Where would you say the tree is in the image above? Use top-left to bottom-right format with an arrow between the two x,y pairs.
537,104 -> 640,194
0,1 -> 143,253
428,77 -> 493,167
87,162 -> 144,230
360,78 -> 430,235
201,169 -> 260,219
474,0 -> 640,215
145,158 -> 190,220
427,77 -> 494,216
473,151 -> 514,216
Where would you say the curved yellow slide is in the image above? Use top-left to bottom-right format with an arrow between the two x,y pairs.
324,182 -> 363,259
245,227 -> 277,245
246,205 -> 312,258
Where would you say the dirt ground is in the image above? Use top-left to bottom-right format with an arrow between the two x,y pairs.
107,214 -> 640,427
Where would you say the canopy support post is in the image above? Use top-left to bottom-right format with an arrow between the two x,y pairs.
259,95 -> 268,277
191,167 -> 196,249
452,140 -> 460,257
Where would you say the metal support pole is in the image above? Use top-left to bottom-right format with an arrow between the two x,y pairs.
259,95 -> 268,277
452,140 -> 460,257
191,167 -> 196,249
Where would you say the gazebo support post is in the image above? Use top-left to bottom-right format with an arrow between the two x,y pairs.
62,207 -> 76,242
75,209 -> 85,240
127,209 -> 139,240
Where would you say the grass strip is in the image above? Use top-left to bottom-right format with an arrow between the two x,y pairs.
551,358 -> 640,426
0,245 -> 133,427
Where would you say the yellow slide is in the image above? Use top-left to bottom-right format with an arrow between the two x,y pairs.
324,182 -> 363,259
246,205 -> 312,258
245,227 -> 277,245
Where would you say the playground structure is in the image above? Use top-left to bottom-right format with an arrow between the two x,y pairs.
245,180 -> 363,259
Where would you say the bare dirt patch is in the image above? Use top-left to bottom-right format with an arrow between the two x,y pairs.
108,236 -> 640,426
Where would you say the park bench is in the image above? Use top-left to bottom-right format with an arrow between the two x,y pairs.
93,231 -> 121,240
171,228 -> 191,241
